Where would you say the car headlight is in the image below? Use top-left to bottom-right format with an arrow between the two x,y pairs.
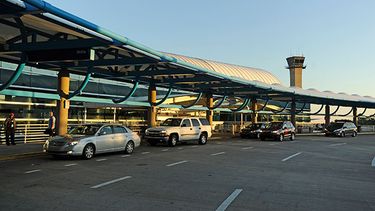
68,141 -> 79,146
272,130 -> 280,134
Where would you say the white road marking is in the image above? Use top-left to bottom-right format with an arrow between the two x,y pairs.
372,157 -> 375,167
166,160 -> 188,167
211,152 -> 226,156
90,176 -> 132,189
161,149 -> 169,152
216,189 -> 243,211
177,147 -> 183,150
96,158 -> 107,162
121,155 -> 131,158
64,163 -> 78,167
141,152 -> 150,155
25,169 -> 41,174
328,143 -> 347,147
241,147 -> 254,150
191,145 -> 199,148
269,143 -> 276,146
282,152 -> 303,162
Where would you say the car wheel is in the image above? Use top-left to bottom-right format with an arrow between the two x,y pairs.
352,131 -> 357,137
125,141 -> 135,154
290,133 -> 295,141
198,133 -> 208,145
341,132 -> 346,137
168,134 -> 178,147
279,134 -> 284,142
257,133 -> 260,139
82,144 -> 95,159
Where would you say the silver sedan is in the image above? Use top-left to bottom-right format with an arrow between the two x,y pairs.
43,124 -> 141,159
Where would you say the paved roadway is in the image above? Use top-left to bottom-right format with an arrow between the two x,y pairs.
0,135 -> 375,211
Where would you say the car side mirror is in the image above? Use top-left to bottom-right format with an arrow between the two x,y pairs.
283,126 -> 287,130
99,131 -> 107,136
181,124 -> 187,127
343,127 -> 347,129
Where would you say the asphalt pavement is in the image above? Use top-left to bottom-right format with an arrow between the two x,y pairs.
0,135 -> 375,211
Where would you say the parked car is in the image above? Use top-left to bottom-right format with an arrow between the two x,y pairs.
260,121 -> 296,141
43,124 -> 141,159
144,118 -> 212,147
324,121 -> 358,137
240,123 -> 267,139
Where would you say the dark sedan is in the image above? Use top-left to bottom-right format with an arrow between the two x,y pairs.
240,123 -> 267,139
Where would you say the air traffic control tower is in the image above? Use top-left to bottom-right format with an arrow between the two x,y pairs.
286,56 -> 306,88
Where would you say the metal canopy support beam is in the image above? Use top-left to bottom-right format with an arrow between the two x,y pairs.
153,86 -> 172,106
291,99 -> 296,127
158,76 -> 220,84
182,93 -> 203,109
112,81 -> 139,104
58,57 -> 157,68
57,69 -> 70,135
231,98 -> 250,112
337,107 -> 353,117
304,104 -> 324,115
3,38 -> 107,52
271,102 -> 290,114
0,59 -> 25,91
67,68 -> 92,99
251,98 -> 258,124
210,96 -> 227,110
330,106 -> 340,116
255,99 -> 270,112
325,105 -> 330,126
295,102 -> 307,114
358,108 -> 367,116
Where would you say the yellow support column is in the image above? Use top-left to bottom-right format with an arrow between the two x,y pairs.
353,107 -> 358,126
206,93 -> 213,127
251,98 -> 258,124
148,83 -> 157,127
325,105 -> 330,127
291,100 -> 296,127
57,70 -> 70,135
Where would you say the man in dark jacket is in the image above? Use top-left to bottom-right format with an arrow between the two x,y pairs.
4,113 -> 16,146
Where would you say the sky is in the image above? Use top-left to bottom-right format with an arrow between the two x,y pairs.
47,0 -> 375,97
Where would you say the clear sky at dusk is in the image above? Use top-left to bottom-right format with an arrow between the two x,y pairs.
47,0 -> 375,97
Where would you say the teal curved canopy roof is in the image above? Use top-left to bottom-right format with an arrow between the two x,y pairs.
0,0 -> 375,109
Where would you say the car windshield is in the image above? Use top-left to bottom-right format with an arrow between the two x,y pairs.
246,124 -> 263,130
267,122 -> 283,130
327,123 -> 344,130
161,118 -> 182,127
69,125 -> 101,135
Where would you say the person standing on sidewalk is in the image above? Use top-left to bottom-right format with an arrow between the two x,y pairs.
4,113 -> 16,146
48,111 -> 56,139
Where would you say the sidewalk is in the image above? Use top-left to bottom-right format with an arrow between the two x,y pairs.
0,141 -> 45,161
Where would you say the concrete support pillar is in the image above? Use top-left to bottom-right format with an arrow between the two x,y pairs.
148,83 -> 157,127
57,70 -> 70,135
325,105 -> 330,127
251,98 -> 258,124
291,99 -> 296,127
353,107 -> 358,126
206,93 -> 213,127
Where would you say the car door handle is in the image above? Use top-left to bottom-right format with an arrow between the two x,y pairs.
199,127 -> 201,130
190,128 -> 193,130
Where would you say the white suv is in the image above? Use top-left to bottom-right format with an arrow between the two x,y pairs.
145,118 -> 212,147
